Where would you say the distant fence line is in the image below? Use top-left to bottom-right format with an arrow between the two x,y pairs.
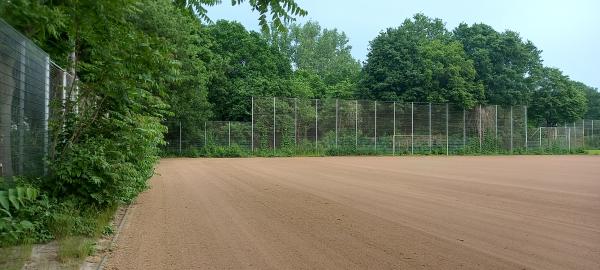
164,97 -> 600,155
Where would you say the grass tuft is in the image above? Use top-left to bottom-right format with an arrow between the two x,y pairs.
0,245 -> 32,270
57,236 -> 96,263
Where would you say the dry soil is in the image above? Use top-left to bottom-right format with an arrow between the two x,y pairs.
105,156 -> 600,270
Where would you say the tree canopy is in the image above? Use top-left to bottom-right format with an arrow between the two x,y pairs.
453,23 -> 542,106
358,13 -> 594,123
264,21 -> 362,98
528,68 -> 587,126
359,14 -> 483,108
207,20 -> 296,120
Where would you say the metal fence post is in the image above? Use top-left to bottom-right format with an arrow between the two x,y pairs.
524,106 -> 528,152
429,102 -> 432,153
479,104 -> 482,152
495,105 -> 498,141
374,101 -> 377,151
463,108 -> 466,149
294,98 -> 297,146
573,122 -> 576,148
335,99 -> 339,148
273,97 -> 276,152
510,106 -> 513,153
315,99 -> 318,152
251,97 -> 254,152
204,121 -> 207,147
539,127 -> 542,149
44,56 -> 50,174
446,103 -> 449,155
566,123 -> 569,147
179,121 -> 182,154
355,100 -> 358,149
393,102 -> 396,156
592,120 -> 595,147
581,121 -> 585,149
568,127 -> 571,151
228,121 -> 231,147
411,102 -> 414,154
18,40 -> 26,175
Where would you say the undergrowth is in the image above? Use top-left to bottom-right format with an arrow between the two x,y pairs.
163,142 -> 584,158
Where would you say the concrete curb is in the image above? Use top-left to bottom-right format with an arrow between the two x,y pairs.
95,203 -> 132,270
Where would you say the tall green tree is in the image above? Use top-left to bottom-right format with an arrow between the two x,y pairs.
360,14 -> 483,107
528,68 -> 587,126
264,21 -> 361,98
453,23 -> 542,106
133,0 -> 215,148
206,20 -> 296,121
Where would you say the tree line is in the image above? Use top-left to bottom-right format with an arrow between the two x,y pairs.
205,13 -> 600,127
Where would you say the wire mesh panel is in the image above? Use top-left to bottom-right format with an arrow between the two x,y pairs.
511,106 -> 527,152
447,105 -> 465,153
585,120 -> 599,149
430,104 -> 448,154
252,97 -> 274,151
294,99 -> 317,153
496,106 -> 512,152
393,102 -> 413,155
316,99 -> 336,153
229,121 -> 251,150
274,98 -> 295,150
571,120 -> 584,150
205,121 -> 229,147
480,105 -> 497,151
376,101 -> 394,153
411,103 -> 430,153
464,106 -> 480,152
527,127 -> 543,150
1,19 -> 52,178
543,126 -> 570,151
337,99 -> 357,151
357,100 -> 375,151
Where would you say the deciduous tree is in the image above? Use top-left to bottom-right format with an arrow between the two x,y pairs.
453,23 -> 542,106
360,14 -> 483,108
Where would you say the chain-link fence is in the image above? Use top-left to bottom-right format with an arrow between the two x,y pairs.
531,120 -> 600,151
248,97 -> 531,155
164,97 -> 599,156
0,19 -> 74,178
164,97 -> 600,155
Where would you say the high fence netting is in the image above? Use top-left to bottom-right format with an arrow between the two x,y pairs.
0,19 -> 74,178
163,97 -> 599,156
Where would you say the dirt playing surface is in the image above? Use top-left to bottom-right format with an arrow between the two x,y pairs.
105,156 -> 600,270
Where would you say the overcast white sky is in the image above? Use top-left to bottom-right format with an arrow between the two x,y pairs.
206,0 -> 600,88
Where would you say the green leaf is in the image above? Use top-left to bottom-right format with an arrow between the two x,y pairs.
8,189 -> 19,210
16,187 -> 25,205
25,187 -> 38,201
0,190 -> 8,211
20,220 -> 34,230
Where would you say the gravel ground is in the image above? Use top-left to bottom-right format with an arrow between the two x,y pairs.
105,156 -> 600,270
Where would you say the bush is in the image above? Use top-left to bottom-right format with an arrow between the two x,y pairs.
0,185 -> 53,246
49,115 -> 165,206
